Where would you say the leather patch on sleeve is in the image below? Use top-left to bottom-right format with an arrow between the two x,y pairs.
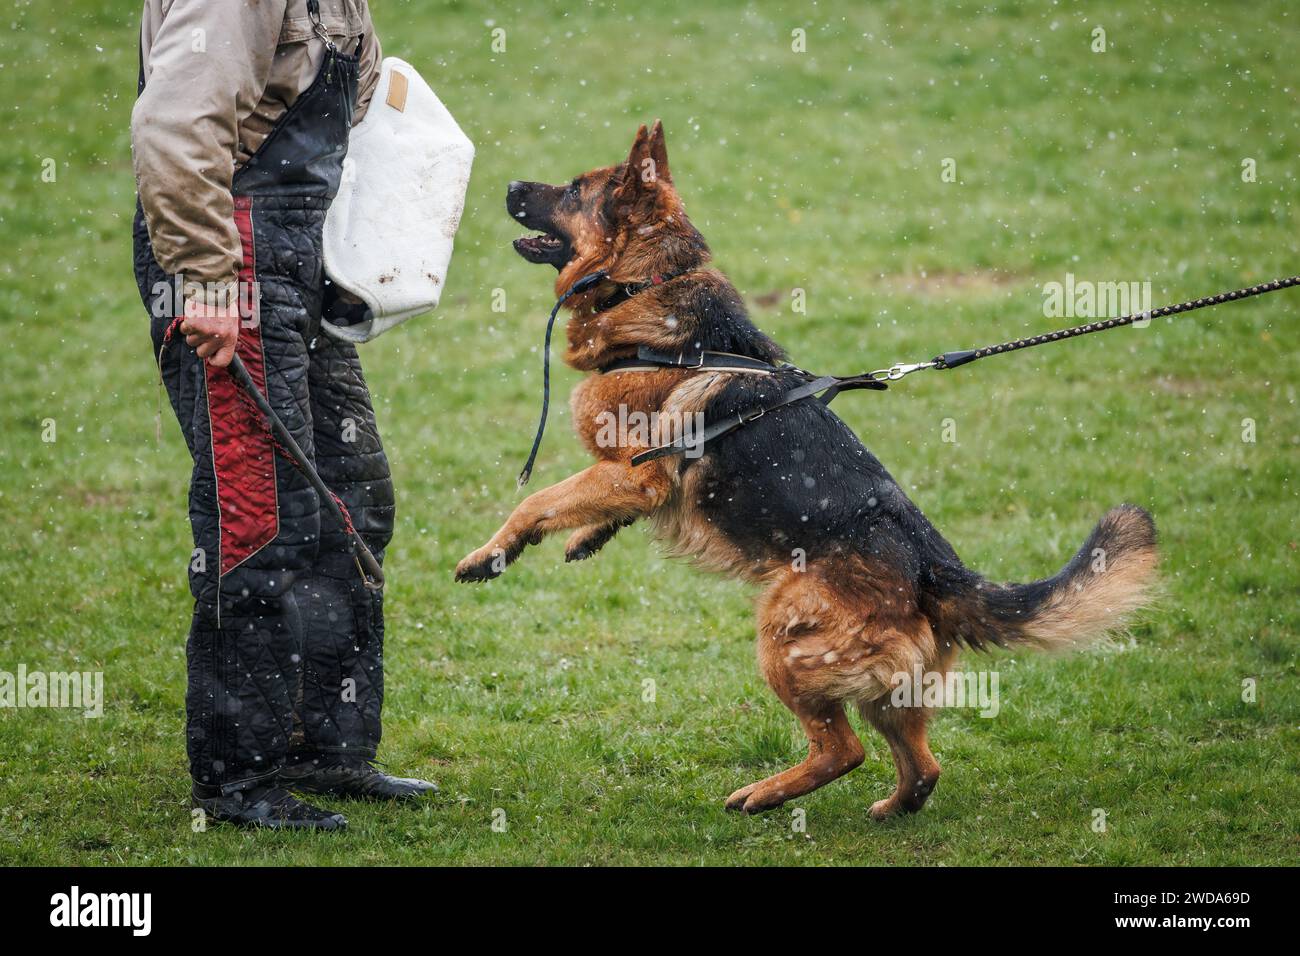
386,71 -> 408,112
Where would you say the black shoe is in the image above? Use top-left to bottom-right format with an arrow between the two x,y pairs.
192,783 -> 348,831
280,757 -> 438,802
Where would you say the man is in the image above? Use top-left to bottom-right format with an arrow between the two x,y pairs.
132,0 -> 435,830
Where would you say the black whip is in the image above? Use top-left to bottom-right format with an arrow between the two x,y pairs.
227,353 -> 385,591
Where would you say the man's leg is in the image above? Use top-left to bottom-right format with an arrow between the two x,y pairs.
297,332 -> 392,757
279,332 -> 435,800
138,203 -> 346,829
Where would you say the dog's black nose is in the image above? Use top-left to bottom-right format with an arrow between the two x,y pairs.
506,180 -> 530,218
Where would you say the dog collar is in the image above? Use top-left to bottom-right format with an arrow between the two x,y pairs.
593,268 -> 695,314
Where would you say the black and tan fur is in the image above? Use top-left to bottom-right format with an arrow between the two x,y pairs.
456,122 -> 1158,818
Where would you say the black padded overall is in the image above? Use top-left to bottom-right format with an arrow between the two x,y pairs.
133,36 -> 393,792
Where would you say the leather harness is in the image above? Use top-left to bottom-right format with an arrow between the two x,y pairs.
598,343 -> 885,466
582,268 -> 886,465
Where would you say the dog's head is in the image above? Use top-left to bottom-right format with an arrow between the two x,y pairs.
507,120 -> 708,291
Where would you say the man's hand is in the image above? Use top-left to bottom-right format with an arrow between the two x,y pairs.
181,297 -> 241,367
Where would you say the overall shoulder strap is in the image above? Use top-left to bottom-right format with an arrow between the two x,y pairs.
137,21 -> 145,95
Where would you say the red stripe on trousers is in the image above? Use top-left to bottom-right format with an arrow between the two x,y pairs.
205,196 -> 278,576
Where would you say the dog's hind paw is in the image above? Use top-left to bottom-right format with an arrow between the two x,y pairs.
869,796 -> 902,821
869,773 -> 938,820
724,781 -> 789,814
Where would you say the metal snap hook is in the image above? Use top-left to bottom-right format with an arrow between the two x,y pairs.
870,361 -> 936,382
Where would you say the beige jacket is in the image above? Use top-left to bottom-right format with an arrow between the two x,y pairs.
132,0 -> 382,298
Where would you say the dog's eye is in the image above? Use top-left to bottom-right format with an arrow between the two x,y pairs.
565,180 -> 581,198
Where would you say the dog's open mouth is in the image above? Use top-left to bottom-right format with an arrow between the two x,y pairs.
513,232 -> 571,267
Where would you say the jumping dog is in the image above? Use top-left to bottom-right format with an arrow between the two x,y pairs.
456,121 -> 1158,818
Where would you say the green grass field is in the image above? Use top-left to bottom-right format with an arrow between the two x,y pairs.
1,0 -> 1297,865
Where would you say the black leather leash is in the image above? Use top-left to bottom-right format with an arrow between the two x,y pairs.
917,274 -> 1300,375
634,274 -> 1300,463
517,270 -> 609,486
520,272 -> 1299,475
517,267 -> 697,486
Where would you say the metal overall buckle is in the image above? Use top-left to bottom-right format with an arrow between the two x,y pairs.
307,0 -> 338,53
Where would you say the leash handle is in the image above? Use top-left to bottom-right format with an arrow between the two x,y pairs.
227,354 -> 385,591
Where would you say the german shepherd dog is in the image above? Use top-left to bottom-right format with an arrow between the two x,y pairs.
456,121 -> 1158,818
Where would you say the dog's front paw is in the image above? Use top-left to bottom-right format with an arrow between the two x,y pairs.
564,526 -> 608,563
564,520 -> 628,563
454,545 -> 508,583
724,782 -> 761,812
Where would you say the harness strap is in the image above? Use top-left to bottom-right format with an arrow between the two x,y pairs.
601,346 -> 779,375
306,0 -> 338,52
630,371 -> 885,465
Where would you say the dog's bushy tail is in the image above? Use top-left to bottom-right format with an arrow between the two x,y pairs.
928,505 -> 1158,651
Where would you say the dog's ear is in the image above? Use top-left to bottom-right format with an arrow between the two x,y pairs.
617,124 -> 653,199
616,122 -> 672,197
648,119 -> 671,184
